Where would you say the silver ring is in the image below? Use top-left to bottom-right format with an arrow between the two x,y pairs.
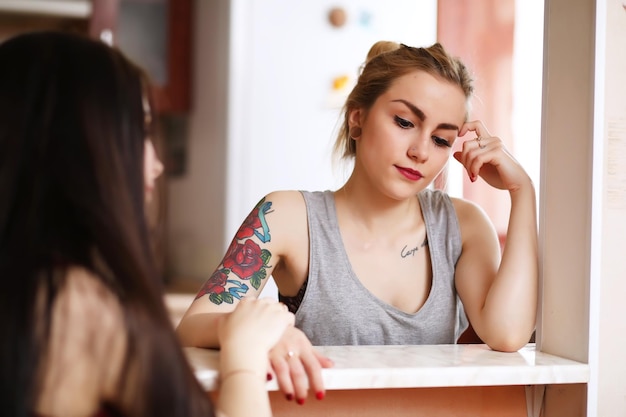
475,136 -> 486,149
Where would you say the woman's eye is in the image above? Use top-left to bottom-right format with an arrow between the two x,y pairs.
432,136 -> 452,148
394,115 -> 414,129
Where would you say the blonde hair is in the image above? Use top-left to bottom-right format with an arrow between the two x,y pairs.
334,41 -> 474,160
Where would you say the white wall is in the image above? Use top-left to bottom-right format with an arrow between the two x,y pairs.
168,0 -> 438,292
590,1 -> 626,414
227,0 -> 437,298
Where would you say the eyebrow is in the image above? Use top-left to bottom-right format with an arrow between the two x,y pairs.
391,99 -> 460,132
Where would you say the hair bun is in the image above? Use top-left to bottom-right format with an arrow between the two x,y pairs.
365,40 -> 400,63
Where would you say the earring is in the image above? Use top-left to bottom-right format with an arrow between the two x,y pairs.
349,126 -> 362,139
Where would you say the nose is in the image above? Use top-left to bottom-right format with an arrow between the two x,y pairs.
408,136 -> 429,162
154,154 -> 164,178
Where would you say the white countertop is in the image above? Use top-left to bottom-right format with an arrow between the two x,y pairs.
184,343 -> 589,391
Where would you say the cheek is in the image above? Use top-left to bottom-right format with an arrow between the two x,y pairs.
144,141 -> 163,181
143,147 -> 153,183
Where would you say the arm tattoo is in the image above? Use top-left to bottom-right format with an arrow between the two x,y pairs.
195,197 -> 274,305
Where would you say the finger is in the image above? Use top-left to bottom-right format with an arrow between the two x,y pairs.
467,152 -> 486,179
458,120 -> 479,138
314,350 -> 334,369
467,139 -> 505,181
459,120 -> 491,139
457,141 -> 480,181
458,121 -> 475,137
266,361 -> 274,382
474,136 -> 488,151
287,354 -> 310,404
270,353 -> 295,401
300,349 -> 326,400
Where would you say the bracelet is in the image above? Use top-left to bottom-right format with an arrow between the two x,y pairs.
219,369 -> 264,384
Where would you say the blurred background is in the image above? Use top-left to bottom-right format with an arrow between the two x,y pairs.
0,0 -> 544,296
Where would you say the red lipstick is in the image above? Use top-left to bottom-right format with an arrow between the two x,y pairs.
396,166 -> 423,181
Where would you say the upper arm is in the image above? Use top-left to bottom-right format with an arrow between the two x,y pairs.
36,268 -> 126,417
452,198 -> 501,330
182,190 -> 307,316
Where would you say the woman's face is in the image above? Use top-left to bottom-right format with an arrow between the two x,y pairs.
144,139 -> 164,203
351,70 -> 467,200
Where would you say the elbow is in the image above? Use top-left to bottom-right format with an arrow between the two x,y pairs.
174,319 -> 193,347
487,340 -> 526,353
484,331 -> 535,353
477,311 -> 536,352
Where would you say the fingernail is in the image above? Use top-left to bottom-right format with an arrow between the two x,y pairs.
296,398 -> 306,405
470,175 -> 476,182
266,373 -> 273,381
316,391 -> 325,400
286,393 -> 293,401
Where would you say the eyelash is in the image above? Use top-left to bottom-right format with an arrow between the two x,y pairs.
394,115 -> 414,129
394,115 -> 452,148
433,136 -> 452,148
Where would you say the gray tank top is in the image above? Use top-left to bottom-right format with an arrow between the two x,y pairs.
292,189 -> 467,346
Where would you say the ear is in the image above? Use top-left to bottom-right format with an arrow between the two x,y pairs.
348,108 -> 362,128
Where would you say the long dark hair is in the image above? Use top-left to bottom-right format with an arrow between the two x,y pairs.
0,31 -> 213,417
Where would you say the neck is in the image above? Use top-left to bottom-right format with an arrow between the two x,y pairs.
334,181 -> 423,236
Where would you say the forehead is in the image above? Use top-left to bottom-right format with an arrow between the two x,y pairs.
382,70 -> 468,124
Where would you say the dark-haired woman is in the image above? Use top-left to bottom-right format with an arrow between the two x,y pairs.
0,31 -> 293,417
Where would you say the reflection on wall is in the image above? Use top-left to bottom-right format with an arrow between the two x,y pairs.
437,0 -> 543,244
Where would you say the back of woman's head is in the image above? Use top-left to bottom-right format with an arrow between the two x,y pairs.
0,30 -> 148,271
0,31 -> 212,417
334,40 -> 474,160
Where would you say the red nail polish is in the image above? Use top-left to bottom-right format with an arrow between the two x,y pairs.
266,373 -> 273,381
296,398 -> 306,405
286,393 -> 293,401
316,391 -> 325,400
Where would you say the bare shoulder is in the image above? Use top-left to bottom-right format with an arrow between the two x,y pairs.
37,267 -> 126,417
450,196 -> 486,220
263,190 -> 307,214
61,266 -> 124,324
262,190 -> 308,243
259,190 -> 309,292
450,196 -> 498,243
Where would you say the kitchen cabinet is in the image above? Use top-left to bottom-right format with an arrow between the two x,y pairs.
90,0 -> 192,114
0,0 -> 192,114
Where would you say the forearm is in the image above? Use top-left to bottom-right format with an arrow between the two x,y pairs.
482,184 -> 538,350
175,312 -> 225,348
218,372 -> 272,417
217,349 -> 272,417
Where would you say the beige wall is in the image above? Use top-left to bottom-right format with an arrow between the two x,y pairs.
540,0 -> 626,415
165,0 -> 229,288
593,1 -> 626,414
